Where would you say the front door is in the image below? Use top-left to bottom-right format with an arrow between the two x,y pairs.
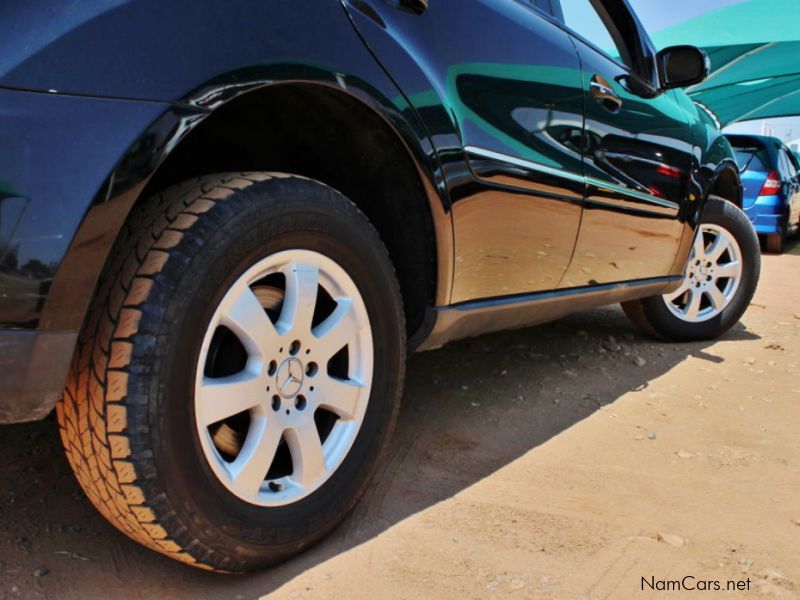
554,0 -> 696,288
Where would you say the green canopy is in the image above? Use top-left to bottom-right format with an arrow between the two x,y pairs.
650,0 -> 800,127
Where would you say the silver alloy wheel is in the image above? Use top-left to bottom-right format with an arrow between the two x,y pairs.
194,249 -> 373,507
663,223 -> 743,323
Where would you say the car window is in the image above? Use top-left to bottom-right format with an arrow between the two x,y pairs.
559,0 -> 631,68
777,152 -> 787,178
776,149 -> 792,179
529,0 -> 564,21
781,149 -> 798,177
732,146 -> 769,173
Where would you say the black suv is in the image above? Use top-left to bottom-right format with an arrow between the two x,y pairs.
0,0 -> 759,571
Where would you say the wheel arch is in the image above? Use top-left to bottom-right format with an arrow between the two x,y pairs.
707,161 -> 743,207
41,80 -> 453,348
669,159 -> 743,281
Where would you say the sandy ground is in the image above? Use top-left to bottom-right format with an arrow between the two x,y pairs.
2,241 -> 799,600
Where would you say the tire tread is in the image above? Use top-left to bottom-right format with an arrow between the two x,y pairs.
56,173 -> 294,572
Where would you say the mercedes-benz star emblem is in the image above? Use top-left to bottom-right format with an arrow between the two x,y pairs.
276,357 -> 304,399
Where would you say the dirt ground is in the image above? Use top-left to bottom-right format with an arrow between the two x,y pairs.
2,241 -> 799,599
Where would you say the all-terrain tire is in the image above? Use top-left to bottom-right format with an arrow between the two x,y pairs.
56,173 -> 405,572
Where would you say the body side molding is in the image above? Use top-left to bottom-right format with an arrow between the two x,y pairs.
417,276 -> 681,351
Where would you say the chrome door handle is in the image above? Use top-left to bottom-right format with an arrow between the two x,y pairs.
590,75 -> 622,113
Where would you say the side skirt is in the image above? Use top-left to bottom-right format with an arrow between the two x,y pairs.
416,276 -> 681,351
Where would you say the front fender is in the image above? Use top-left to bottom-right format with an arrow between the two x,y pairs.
675,90 -> 742,215
698,132 -> 742,208
668,90 -> 742,275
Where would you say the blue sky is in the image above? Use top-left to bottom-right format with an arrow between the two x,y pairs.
627,0 -> 750,33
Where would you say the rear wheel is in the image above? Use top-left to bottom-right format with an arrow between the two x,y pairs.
56,173 -> 405,572
765,225 -> 786,253
622,197 -> 760,342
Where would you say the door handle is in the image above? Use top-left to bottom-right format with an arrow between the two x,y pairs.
399,0 -> 429,13
590,75 -> 622,113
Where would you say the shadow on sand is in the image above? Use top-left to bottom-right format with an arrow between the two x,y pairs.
0,304 -> 759,598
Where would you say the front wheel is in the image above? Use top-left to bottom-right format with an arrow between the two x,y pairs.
56,173 -> 405,572
622,197 -> 760,342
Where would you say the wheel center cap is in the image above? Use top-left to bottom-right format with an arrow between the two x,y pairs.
276,357 -> 304,399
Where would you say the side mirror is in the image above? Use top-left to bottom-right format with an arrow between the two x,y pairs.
656,45 -> 710,89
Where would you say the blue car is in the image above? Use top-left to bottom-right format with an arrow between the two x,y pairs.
726,134 -> 800,252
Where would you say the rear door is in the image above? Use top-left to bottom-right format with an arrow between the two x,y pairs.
343,0 -> 586,302
554,0 -> 696,287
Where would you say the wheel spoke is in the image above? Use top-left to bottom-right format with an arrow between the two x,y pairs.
316,375 -> 363,420
684,288 -> 702,319
228,417 -> 283,496
706,285 -> 727,310
664,224 -> 742,324
197,373 -> 265,426
313,298 -> 362,358
220,283 -> 279,360
706,234 -> 731,262
665,278 -> 690,302
692,231 -> 706,259
279,262 -> 319,336
716,261 -> 741,279
285,419 -> 326,488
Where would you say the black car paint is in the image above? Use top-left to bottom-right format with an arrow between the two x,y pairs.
0,0 -> 740,421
